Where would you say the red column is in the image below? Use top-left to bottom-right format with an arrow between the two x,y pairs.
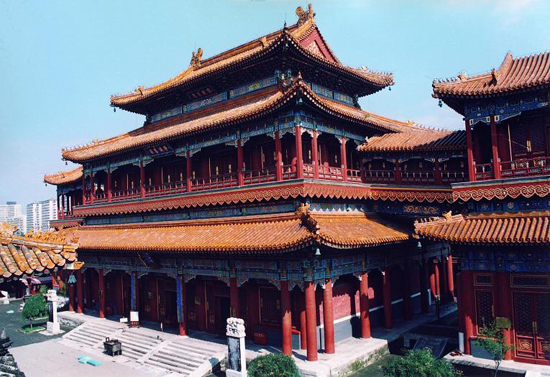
76,269 -> 84,314
275,131 -> 283,181
490,115 -> 501,179
107,169 -> 112,202
429,261 -> 437,299
229,277 -> 239,318
447,255 -> 455,298
281,280 -> 292,356
394,159 -> 402,184
434,158 -> 443,185
186,151 -> 192,192
420,260 -> 429,313
465,120 -> 476,181
359,272 -> 371,338
82,175 -> 87,205
323,278 -> 335,354
68,277 -> 75,311
295,126 -> 304,179
305,281 -> 318,361
89,173 -> 95,203
383,268 -> 392,329
179,275 -> 187,336
402,267 -> 412,320
340,137 -> 347,181
434,260 -> 441,297
496,272 -> 513,360
312,131 -> 319,179
140,161 -> 146,197
299,291 -> 307,350
237,139 -> 244,186
461,271 -> 475,354
98,269 -> 106,319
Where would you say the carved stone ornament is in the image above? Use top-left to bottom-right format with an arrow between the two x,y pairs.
191,47 -> 203,70
226,317 -> 246,338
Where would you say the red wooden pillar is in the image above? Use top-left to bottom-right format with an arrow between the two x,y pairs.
237,139 -> 244,186
447,255 -> 455,298
230,277 -> 239,318
383,268 -> 392,329
179,275 -> 187,337
429,260 -> 437,299
312,131 -> 319,179
434,158 -> 443,185
186,151 -> 192,192
465,120 -> 476,181
496,272 -> 513,360
299,290 -> 307,350
98,269 -> 106,319
275,131 -> 283,181
76,269 -> 84,314
281,280 -> 292,356
490,115 -> 501,179
402,267 -> 413,320
461,271 -> 475,354
434,260 -> 441,297
323,278 -> 335,354
394,159 -> 402,185
89,173 -> 95,203
107,169 -> 112,202
140,161 -> 146,197
295,126 -> 304,178
305,281 -> 318,361
340,137 -> 347,181
68,276 -> 75,311
359,272 -> 371,338
60,195 -> 65,219
81,175 -> 87,205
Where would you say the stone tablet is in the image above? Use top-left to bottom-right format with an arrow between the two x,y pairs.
413,337 -> 448,359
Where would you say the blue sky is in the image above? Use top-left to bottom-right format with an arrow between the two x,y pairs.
0,0 -> 549,206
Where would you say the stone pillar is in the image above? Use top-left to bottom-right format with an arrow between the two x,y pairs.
461,271 -> 475,354
46,289 -> 61,333
359,272 -> 371,338
382,268 -> 392,329
305,281 -> 318,361
323,278 -> 335,354
230,277 -> 239,318
237,139 -> 244,186
340,137 -> 347,181
281,280 -> 292,356
312,131 -> 319,179
76,270 -> 84,314
98,269 -> 106,319
177,275 -> 187,336
275,131 -> 283,181
447,255 -> 455,299
295,126 -> 304,179
226,318 -> 247,377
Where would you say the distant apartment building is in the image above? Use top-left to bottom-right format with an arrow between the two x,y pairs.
26,198 -> 57,232
0,201 -> 27,234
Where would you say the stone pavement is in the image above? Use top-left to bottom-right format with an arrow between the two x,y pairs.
445,353 -> 550,377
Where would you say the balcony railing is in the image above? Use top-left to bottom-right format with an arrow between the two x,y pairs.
318,165 -> 344,181
501,156 -> 550,178
364,170 -> 394,184
191,172 -> 238,191
145,181 -> 187,197
347,168 -> 362,183
243,168 -> 277,185
401,170 -> 435,185
442,171 -> 467,184
112,188 -> 141,201
475,163 -> 494,181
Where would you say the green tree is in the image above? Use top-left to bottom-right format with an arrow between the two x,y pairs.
248,354 -> 300,377
474,321 -> 513,377
21,294 -> 48,329
382,349 -> 461,377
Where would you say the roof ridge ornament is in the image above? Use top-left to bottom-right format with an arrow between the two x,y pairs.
490,68 -> 499,84
295,203 -> 320,235
191,47 -> 203,70
296,4 -> 315,27
458,72 -> 468,81
0,223 -> 17,239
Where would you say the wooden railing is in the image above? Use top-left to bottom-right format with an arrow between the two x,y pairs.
191,173 -> 238,191
347,168 -> 362,183
500,157 -> 550,179
318,165 -> 344,181
243,168 -> 277,185
145,181 -> 187,197
475,163 -> 494,181
401,170 -> 435,185
363,170 -> 394,184
111,189 -> 141,201
442,171 -> 467,184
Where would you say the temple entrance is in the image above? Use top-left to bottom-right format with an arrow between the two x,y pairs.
216,297 -> 231,336
513,292 -> 550,363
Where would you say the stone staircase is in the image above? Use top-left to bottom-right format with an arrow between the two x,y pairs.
61,319 -> 225,377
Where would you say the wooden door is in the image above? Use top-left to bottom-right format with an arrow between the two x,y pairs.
509,118 -> 547,160
513,292 -> 550,362
206,282 -> 216,333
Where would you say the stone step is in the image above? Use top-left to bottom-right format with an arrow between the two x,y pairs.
121,347 -> 143,360
147,356 -> 196,374
159,347 -> 208,364
76,328 -> 112,339
167,341 -> 218,356
117,338 -> 161,352
119,333 -> 161,346
65,333 -> 97,346
154,350 -> 203,367
143,358 -> 190,376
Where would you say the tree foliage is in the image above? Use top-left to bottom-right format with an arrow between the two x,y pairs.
248,353 -> 300,377
21,294 -> 48,329
474,321 -> 513,377
382,349 -> 461,377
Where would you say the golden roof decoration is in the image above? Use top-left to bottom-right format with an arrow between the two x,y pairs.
190,47 -> 203,70
296,4 -> 315,27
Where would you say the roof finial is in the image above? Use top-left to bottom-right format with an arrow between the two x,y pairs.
190,47 -> 203,70
491,68 -> 499,84
296,4 -> 315,27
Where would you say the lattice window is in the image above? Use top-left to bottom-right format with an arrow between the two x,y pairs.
511,123 -> 529,157
515,294 -> 533,333
474,273 -> 493,286
259,286 -> 281,325
476,290 -> 494,329
536,294 -> 550,335
511,275 -> 550,288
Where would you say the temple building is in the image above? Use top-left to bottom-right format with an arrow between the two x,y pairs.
43,4 -> 549,366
